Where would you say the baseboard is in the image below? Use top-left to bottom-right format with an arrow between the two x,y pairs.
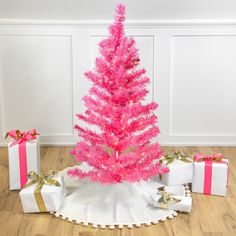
1,143 -> 236,147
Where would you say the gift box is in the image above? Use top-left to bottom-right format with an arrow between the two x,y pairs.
153,186 -> 192,213
19,171 -> 65,213
7,129 -> 40,190
192,153 -> 229,196
158,152 -> 193,186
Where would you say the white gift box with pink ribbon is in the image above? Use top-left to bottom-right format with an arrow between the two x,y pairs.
7,129 -> 40,190
192,153 -> 229,196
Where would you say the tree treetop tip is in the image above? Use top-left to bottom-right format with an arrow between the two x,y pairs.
115,4 -> 126,23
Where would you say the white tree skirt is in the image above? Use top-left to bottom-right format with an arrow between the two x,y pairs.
52,165 -> 189,228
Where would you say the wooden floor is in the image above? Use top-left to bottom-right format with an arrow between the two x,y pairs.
0,146 -> 235,236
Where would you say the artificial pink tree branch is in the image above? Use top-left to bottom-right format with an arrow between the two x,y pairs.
68,4 -> 168,183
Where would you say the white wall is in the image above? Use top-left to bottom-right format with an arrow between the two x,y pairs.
1,0 -> 236,19
0,20 -> 236,146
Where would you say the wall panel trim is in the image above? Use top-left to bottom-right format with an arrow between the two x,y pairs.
1,19 -> 236,27
0,20 -> 236,146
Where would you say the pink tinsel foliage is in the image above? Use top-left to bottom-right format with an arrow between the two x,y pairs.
68,4 -> 168,183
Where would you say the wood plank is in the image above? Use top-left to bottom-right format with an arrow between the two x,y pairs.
0,146 -> 235,236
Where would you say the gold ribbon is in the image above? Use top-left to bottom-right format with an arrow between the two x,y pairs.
160,151 -> 192,165
157,187 -> 181,209
23,170 -> 61,212
103,146 -> 114,155
122,146 -> 136,155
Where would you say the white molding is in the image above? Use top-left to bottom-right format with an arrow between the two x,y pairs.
169,133 -> 236,137
1,142 -> 236,147
168,35 -> 175,137
168,34 -> 236,139
0,33 -> 75,142
161,143 -> 236,146
0,19 -> 236,27
0,23 -> 236,145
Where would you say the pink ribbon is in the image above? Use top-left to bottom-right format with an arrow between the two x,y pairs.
6,129 -> 39,188
194,153 -> 227,195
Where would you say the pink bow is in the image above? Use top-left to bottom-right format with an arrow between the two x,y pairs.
6,129 -> 39,147
194,153 -> 223,163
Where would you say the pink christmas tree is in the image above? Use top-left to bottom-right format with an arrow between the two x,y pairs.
68,4 -> 168,183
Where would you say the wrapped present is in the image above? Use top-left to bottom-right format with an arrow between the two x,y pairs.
192,153 -> 229,196
6,129 -> 40,190
153,187 -> 192,213
158,151 -> 193,186
19,171 -> 65,213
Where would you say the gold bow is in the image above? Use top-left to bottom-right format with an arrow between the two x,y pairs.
24,170 -> 61,212
157,187 -> 181,209
160,151 -> 192,165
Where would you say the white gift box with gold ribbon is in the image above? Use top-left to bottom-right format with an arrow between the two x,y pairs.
19,172 -> 65,213
158,152 -> 193,186
153,186 -> 192,213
